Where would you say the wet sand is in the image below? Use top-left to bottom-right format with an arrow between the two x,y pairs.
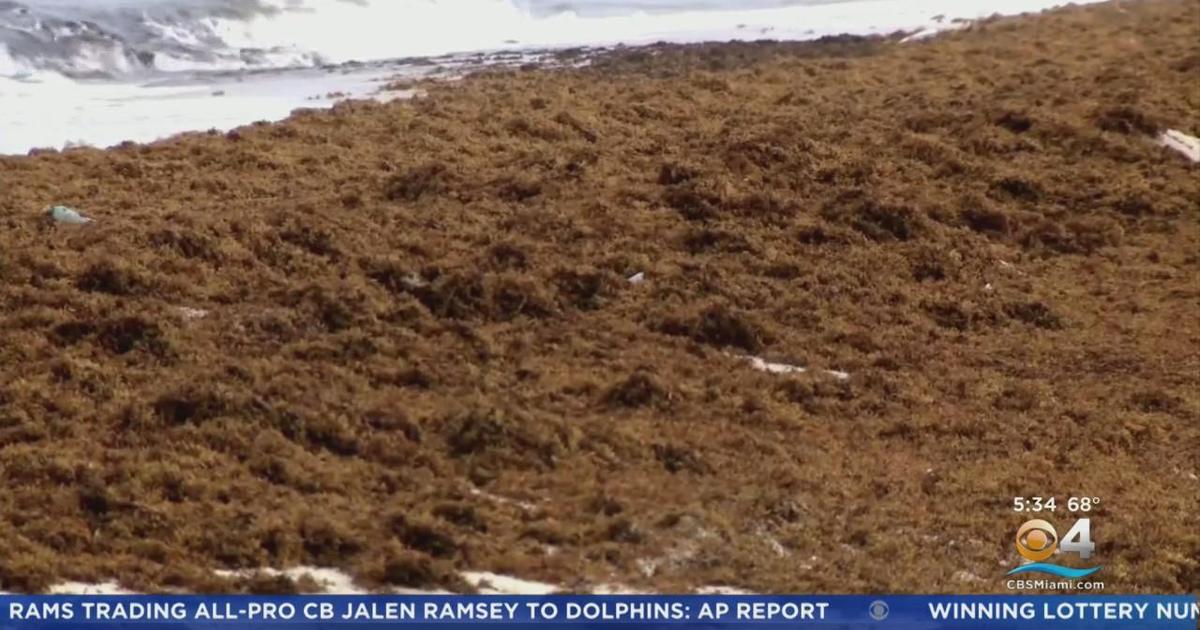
0,0 -> 1197,594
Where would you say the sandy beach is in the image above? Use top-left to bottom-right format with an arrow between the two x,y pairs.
0,0 -> 1197,595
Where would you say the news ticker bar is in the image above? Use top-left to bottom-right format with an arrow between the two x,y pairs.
1,595 -> 1198,629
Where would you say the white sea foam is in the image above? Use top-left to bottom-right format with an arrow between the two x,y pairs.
0,70 -> 373,154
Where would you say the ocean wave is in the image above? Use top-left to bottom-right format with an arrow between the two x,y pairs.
1,0 -> 341,78
2,0 -> 842,79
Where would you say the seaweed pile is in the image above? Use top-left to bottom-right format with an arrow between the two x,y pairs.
0,0 -> 1196,594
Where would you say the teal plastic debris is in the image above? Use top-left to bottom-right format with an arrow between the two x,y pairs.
47,205 -> 92,224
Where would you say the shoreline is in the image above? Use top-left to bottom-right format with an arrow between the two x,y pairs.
0,0 -> 1111,156
0,0 -> 1197,595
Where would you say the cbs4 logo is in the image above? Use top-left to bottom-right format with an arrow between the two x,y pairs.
1009,518 -> 1101,579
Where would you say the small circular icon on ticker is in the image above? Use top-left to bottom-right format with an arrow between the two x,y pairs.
868,601 -> 889,621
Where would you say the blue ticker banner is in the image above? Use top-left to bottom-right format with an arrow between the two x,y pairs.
2,595 -> 1198,629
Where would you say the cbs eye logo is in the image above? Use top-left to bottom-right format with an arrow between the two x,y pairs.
1007,518 -> 1101,580
1015,519 -> 1059,562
